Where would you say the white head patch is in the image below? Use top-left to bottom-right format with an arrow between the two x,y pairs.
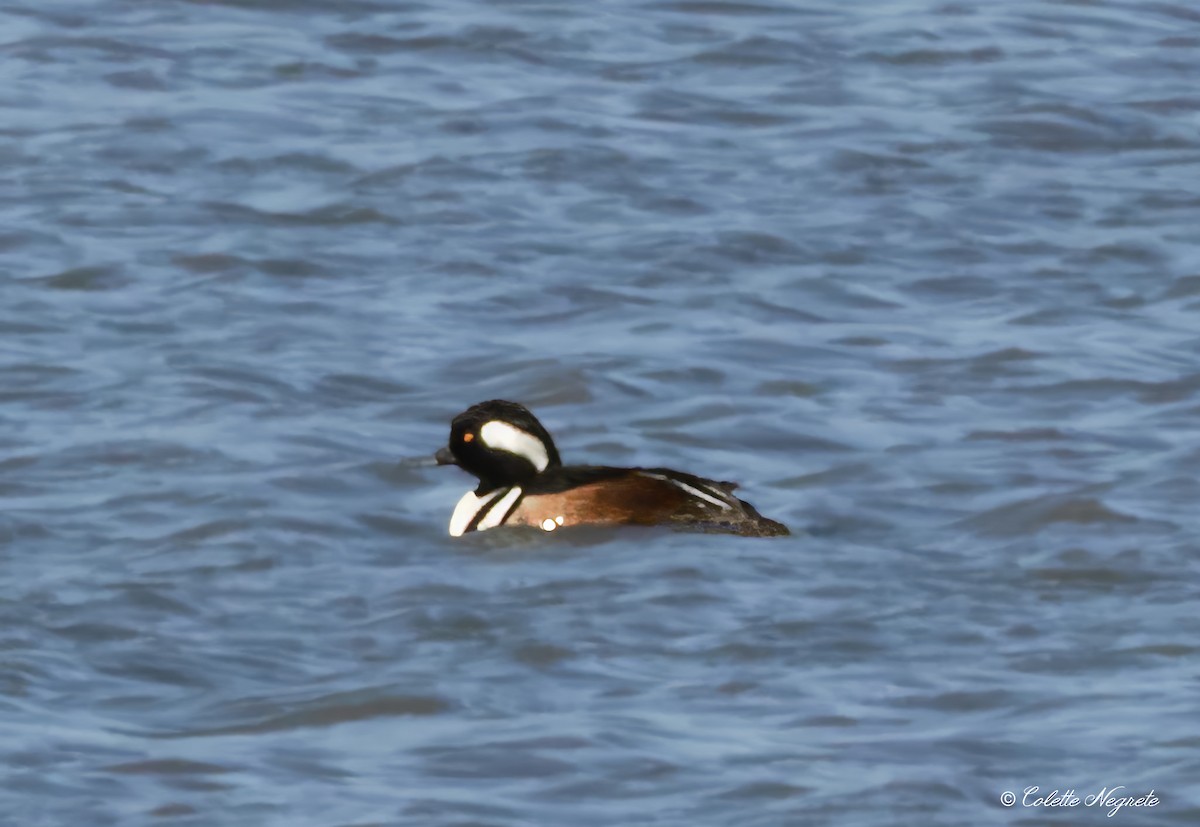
479,420 -> 550,472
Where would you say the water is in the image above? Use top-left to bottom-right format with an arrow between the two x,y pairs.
3,0 -> 1198,824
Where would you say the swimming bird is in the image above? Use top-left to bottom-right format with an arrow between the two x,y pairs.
435,400 -> 789,537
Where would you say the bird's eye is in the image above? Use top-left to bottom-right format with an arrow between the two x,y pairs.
463,432 -> 474,443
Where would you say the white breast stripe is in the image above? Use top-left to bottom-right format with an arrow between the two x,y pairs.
476,486 -> 523,531
640,472 -> 732,510
449,488 -> 503,537
480,421 -> 549,472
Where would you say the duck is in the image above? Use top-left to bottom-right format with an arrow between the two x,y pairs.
434,400 -> 788,537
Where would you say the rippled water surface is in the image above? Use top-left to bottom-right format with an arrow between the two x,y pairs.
3,0 -> 1199,824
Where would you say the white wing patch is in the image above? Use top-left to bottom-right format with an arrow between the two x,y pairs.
640,472 -> 732,510
476,486 -> 523,531
449,488 -> 503,537
448,486 -> 525,536
480,420 -> 550,472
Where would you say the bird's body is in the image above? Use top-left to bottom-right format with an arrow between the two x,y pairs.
436,400 -> 789,538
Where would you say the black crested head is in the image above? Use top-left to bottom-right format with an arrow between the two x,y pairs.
437,400 -> 562,494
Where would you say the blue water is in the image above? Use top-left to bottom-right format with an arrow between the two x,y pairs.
2,0 -> 1198,824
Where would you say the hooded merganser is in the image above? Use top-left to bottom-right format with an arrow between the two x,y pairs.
434,400 -> 789,538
